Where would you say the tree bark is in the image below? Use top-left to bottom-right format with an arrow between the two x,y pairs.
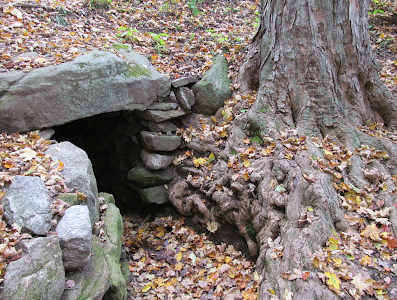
170,0 -> 397,298
237,0 -> 397,298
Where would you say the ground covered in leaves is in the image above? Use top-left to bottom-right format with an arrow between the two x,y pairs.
1,1 -> 397,299
123,216 -> 260,299
0,0 -> 259,82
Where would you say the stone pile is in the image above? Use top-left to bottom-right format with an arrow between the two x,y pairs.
0,45 -> 232,300
0,143 -> 127,300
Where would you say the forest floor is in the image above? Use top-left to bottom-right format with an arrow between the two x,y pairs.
1,0 -> 397,299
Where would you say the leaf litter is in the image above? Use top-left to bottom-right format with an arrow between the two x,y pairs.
123,216 -> 261,299
1,0 -> 397,298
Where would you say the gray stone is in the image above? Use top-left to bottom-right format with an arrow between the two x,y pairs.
99,192 -> 116,205
140,131 -> 181,151
169,90 -> 177,103
141,149 -> 174,170
139,185 -> 169,204
0,49 -> 170,133
46,142 -> 99,225
175,87 -> 195,111
57,193 -> 85,206
38,128 -> 55,140
141,120 -> 178,133
148,102 -> 179,111
127,166 -> 175,187
171,76 -> 198,88
102,202 -> 127,300
61,236 -> 110,300
140,109 -> 187,123
3,176 -> 51,235
1,236 -> 65,300
56,205 -> 92,271
0,69 -> 25,95
192,55 -> 232,115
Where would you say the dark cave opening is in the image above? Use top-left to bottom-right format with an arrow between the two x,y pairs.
52,110 -> 149,214
52,111 -> 253,259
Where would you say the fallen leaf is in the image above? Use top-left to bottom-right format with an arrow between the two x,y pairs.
325,272 -> 341,291
361,223 -> 382,242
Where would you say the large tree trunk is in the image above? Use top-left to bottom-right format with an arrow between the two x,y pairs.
238,0 -> 397,298
170,0 -> 397,299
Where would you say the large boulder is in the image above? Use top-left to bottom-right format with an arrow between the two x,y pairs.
0,47 -> 170,133
56,205 -> 92,271
46,142 -> 100,225
2,176 -> 51,235
61,236 -> 110,300
192,55 -> 232,115
0,236 -> 65,300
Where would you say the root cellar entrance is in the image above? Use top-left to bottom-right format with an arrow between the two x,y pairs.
51,111 -> 253,259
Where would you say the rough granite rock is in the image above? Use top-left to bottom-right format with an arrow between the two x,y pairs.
0,48 -> 170,133
61,236 -> 110,300
175,87 -> 196,111
56,205 -> 92,271
3,176 -> 51,235
147,102 -> 179,111
127,165 -> 175,187
99,192 -> 116,205
102,200 -> 127,300
141,149 -> 175,170
140,131 -> 181,151
171,76 -> 198,88
0,236 -> 65,300
192,55 -> 232,115
139,185 -> 169,204
140,109 -> 187,123
46,141 -> 100,225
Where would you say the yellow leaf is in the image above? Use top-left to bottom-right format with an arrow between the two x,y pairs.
323,149 -> 333,158
307,206 -> 314,212
332,257 -> 342,267
325,272 -> 341,290
176,252 -> 183,262
268,288 -> 276,295
208,152 -> 216,163
193,157 -> 207,167
328,237 -> 339,251
360,255 -> 372,266
361,223 -> 382,242
243,159 -> 251,167
142,282 -> 152,292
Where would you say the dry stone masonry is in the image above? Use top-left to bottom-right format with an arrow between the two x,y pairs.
0,45 -> 232,299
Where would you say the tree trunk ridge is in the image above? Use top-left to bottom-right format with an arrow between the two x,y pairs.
170,0 -> 397,298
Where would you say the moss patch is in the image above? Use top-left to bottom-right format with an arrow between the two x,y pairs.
124,64 -> 151,78
111,43 -> 130,51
